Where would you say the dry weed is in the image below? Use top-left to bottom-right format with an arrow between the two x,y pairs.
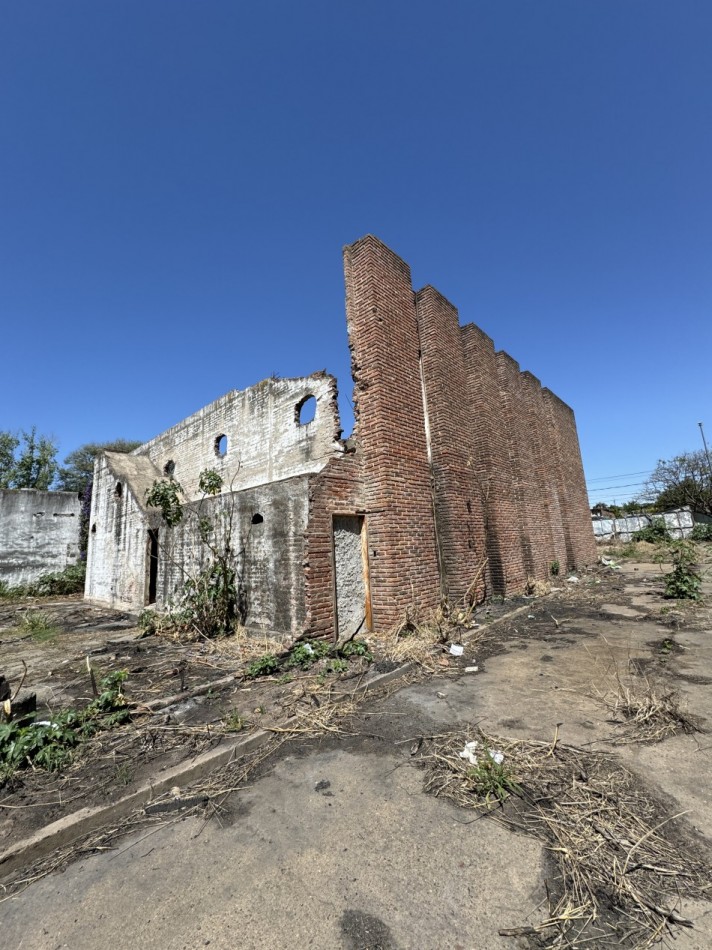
424,728 -> 712,948
601,671 -> 703,744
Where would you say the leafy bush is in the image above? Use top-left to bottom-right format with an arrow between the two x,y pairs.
284,641 -> 330,670
338,639 -> 372,661
550,560 -> 560,577
32,562 -> 86,596
663,541 -> 702,601
0,670 -> 130,778
245,654 -> 280,679
690,522 -> 712,542
633,518 -> 670,543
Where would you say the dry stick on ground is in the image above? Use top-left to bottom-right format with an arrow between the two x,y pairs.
423,728 -> 712,948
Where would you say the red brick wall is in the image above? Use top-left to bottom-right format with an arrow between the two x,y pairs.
415,287 -> 487,602
542,389 -> 597,569
303,235 -> 595,638
304,451 -> 365,639
461,324 -> 527,594
343,236 -> 442,628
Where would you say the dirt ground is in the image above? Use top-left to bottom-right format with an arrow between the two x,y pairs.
2,549 -> 712,948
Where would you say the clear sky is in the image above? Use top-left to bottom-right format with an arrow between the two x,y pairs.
1,1 -> 710,506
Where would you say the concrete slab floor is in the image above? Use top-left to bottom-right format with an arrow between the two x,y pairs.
3,560 -> 712,950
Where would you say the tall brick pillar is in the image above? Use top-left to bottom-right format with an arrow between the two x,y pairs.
542,390 -> 597,569
343,236 -> 441,628
415,287 -> 487,602
461,325 -> 526,594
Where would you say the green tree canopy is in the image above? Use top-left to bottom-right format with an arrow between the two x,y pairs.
642,450 -> 712,516
0,427 -> 58,490
56,439 -> 142,494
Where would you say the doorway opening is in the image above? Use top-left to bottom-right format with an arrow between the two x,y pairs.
146,529 -> 159,605
332,515 -> 371,640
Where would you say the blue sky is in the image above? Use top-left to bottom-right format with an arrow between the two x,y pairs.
1,1 -> 710,505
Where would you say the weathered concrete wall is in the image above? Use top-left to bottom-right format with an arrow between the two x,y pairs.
593,507 -> 712,543
158,477 -> 310,633
85,237 -> 595,638
84,455 -> 156,609
87,451 -> 311,629
0,489 -> 81,587
134,373 -> 343,500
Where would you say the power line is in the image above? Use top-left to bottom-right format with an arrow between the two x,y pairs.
587,469 -> 653,483
586,481 -> 648,493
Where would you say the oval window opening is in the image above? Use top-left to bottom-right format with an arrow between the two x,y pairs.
164,460 -> 176,477
296,395 -> 316,426
215,434 -> 228,457
114,482 -> 123,499
251,513 -> 264,525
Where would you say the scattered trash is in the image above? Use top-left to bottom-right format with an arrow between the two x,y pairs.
550,587 -> 562,592
567,576 -> 579,583
527,614 -> 535,619
449,644 -> 464,656
458,740 -> 504,766
303,643 -> 314,655
436,691 -> 446,699
464,666 -> 479,673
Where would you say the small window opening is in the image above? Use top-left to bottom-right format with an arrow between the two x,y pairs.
91,523 -> 97,534
114,482 -> 123,499
214,434 -> 228,457
296,395 -> 316,426
163,460 -> 176,477
251,513 -> 264,525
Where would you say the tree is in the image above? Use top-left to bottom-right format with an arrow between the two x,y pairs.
642,450 -> 712,516
56,439 -> 142,494
0,428 -> 58,490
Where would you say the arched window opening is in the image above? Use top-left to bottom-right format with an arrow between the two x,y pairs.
214,434 -> 228,457
296,395 -> 316,426
164,460 -> 176,477
251,513 -> 264,525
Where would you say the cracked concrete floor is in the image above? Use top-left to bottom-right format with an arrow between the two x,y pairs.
3,561 -> 712,950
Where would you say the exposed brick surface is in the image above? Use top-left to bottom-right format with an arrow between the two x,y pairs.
460,325 -> 526,594
343,236 -> 442,629
87,234 -> 595,638
415,287 -> 487,602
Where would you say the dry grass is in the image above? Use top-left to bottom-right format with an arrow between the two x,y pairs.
383,599 -> 482,670
599,671 -> 703,744
424,728 -> 712,948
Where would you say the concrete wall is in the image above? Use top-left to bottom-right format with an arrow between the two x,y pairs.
85,236 -> 595,639
0,489 -> 81,587
84,455 -> 153,609
593,508 -> 712,543
134,373 -> 343,500
158,478 -> 310,633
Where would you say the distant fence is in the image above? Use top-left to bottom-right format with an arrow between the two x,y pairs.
591,507 -> 711,543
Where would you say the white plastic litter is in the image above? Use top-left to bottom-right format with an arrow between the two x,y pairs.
464,666 -> 479,673
527,614 -> 535,619
449,644 -> 464,656
303,643 -> 314,654
458,740 -> 504,766
566,576 -> 579,583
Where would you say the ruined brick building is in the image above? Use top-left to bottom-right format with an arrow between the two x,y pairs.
85,236 -> 596,639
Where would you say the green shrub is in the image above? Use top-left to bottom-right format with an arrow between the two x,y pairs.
690,522 -> 712,542
663,541 -> 702,601
633,518 -> 670,543
338,639 -> 372,661
245,654 -> 280,679
32,562 -> 86,596
0,670 -> 129,777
